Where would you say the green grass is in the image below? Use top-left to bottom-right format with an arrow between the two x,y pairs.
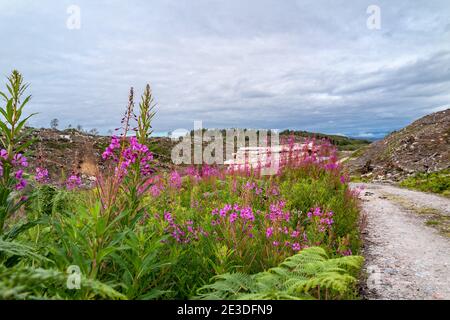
399,169 -> 450,196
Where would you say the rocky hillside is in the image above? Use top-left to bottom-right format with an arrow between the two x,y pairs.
346,109 -> 450,181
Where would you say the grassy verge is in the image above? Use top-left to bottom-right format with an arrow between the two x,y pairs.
399,169 -> 450,197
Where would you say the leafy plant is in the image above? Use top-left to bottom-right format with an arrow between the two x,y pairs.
0,264 -> 126,300
196,247 -> 363,300
0,70 -> 35,235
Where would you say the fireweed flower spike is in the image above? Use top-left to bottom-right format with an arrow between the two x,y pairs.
14,170 -> 27,190
66,175 -> 82,190
35,167 -> 49,183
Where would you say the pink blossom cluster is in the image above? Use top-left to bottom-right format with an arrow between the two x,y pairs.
35,167 -> 49,183
150,184 -> 163,197
102,136 -> 154,178
185,166 -> 201,181
169,171 -> 182,189
162,212 -> 207,244
267,201 -> 290,222
201,164 -> 219,177
185,165 -> 220,180
265,226 -> 304,251
0,149 -> 28,191
210,201 -> 307,253
275,138 -> 341,175
66,175 -> 82,190
211,203 -> 256,226
338,248 -> 353,256
14,170 -> 27,190
307,207 -> 334,233
263,203 -> 305,252
243,181 -> 262,195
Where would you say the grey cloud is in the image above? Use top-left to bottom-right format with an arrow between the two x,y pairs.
0,0 -> 449,137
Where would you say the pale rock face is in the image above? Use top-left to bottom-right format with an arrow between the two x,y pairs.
224,143 -> 313,168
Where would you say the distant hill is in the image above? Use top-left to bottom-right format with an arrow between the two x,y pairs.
188,129 -> 372,151
279,130 -> 372,151
346,109 -> 450,181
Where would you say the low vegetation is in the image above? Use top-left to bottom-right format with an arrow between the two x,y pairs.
399,169 -> 450,197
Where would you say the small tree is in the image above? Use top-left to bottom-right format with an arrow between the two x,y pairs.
50,118 -> 59,129
89,128 -> 99,136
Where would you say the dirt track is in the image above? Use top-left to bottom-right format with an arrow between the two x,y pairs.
351,183 -> 450,300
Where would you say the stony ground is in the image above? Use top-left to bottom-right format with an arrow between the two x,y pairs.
351,183 -> 450,300
346,109 -> 449,181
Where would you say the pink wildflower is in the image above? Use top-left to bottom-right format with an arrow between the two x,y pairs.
66,175 -> 82,190
35,167 -> 49,183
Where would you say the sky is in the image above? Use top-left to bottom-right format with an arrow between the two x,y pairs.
0,0 -> 449,139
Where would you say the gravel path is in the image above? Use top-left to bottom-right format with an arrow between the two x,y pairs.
350,183 -> 450,300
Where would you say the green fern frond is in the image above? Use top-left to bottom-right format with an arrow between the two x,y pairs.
0,264 -> 126,300
195,247 -> 364,300
0,239 -> 49,263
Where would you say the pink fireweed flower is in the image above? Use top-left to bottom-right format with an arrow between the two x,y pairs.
150,184 -> 162,197
229,212 -> 238,223
164,212 -> 173,223
268,201 -> 289,222
15,179 -> 27,191
66,175 -> 82,190
292,243 -> 301,251
266,227 -> 273,238
0,149 -> 7,160
272,241 -> 280,247
102,136 -> 120,160
15,170 -> 23,179
324,162 -> 339,171
12,153 -> 28,167
342,249 -> 352,256
291,230 -> 300,238
169,171 -> 182,189
240,207 -> 255,221
102,136 -> 154,178
35,167 -> 49,183
201,164 -> 219,177
308,207 -> 334,232
14,170 -> 27,191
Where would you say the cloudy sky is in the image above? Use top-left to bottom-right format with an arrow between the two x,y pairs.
0,0 -> 449,138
